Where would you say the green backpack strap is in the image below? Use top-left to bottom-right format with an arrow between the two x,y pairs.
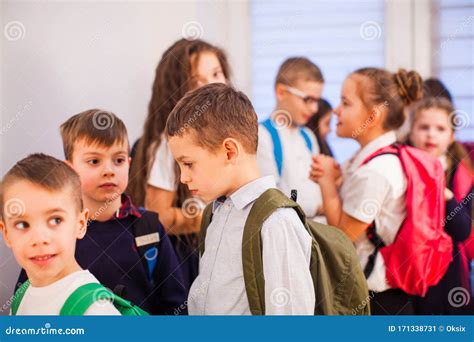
60,283 -> 148,316
11,280 -> 30,316
61,283 -> 113,315
242,188 -> 300,315
199,203 -> 214,256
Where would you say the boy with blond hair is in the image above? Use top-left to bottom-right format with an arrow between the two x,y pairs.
1,153 -> 120,315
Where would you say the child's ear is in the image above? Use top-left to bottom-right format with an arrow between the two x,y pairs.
367,105 -> 384,129
64,159 -> 73,168
222,138 -> 240,164
76,209 -> 89,240
275,83 -> 287,102
128,156 -> 132,166
0,221 -> 12,248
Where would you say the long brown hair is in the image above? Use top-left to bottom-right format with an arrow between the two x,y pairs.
127,39 -> 231,206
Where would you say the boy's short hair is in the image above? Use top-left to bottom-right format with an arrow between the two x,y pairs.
60,109 -> 129,160
165,83 -> 258,154
275,57 -> 324,87
0,153 -> 83,219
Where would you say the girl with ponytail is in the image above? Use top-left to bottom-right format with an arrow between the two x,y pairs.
309,68 -> 429,314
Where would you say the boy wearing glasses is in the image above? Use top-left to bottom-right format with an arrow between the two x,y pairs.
257,57 -> 325,218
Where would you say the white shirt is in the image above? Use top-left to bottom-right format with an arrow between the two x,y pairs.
257,124 -> 322,217
188,176 -> 315,315
340,131 -> 407,292
148,135 -> 176,191
14,270 -> 121,315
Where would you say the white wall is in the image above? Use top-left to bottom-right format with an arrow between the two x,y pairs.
0,0 -> 250,315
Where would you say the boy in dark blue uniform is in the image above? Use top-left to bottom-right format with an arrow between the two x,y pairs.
75,193 -> 186,315
18,109 -> 187,314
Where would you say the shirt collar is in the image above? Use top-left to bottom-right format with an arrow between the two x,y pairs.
348,131 -> 398,171
212,176 -> 276,212
116,193 -> 142,219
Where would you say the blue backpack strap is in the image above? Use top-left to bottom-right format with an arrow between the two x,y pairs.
299,127 -> 313,153
262,118 -> 283,176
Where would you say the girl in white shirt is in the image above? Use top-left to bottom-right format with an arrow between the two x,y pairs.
127,38 -> 231,291
310,68 -> 423,314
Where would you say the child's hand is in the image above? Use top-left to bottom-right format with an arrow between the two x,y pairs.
310,155 -> 339,184
310,155 -> 325,181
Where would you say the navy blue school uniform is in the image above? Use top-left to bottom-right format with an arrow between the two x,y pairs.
17,194 -> 187,315
168,234 -> 199,292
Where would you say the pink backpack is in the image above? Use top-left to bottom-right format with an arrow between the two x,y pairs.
361,143 -> 452,296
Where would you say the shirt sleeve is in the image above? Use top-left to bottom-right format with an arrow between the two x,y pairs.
342,167 -> 393,224
261,208 -> 315,315
147,139 -> 177,192
257,125 -> 280,184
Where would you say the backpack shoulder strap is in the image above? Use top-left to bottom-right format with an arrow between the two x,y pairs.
361,143 -> 400,166
199,203 -> 214,256
360,143 -> 401,166
61,283 -> 114,315
262,119 -> 283,177
242,188 -> 301,315
61,283 -> 148,316
299,127 -> 313,153
11,280 -> 30,315
132,210 -> 161,282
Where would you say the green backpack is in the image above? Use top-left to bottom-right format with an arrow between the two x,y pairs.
11,281 -> 149,316
200,188 -> 370,315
